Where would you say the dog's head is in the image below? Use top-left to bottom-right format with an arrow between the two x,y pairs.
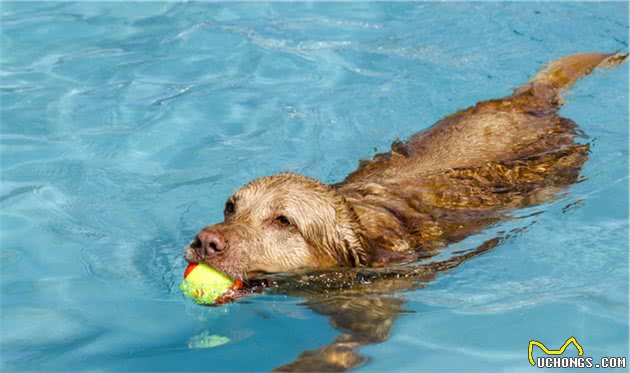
184,173 -> 367,279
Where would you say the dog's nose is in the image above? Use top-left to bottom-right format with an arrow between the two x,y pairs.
191,229 -> 225,257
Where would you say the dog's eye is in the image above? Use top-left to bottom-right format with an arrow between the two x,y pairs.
275,215 -> 291,226
224,200 -> 235,215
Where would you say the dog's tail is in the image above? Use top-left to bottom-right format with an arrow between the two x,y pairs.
515,52 -> 627,106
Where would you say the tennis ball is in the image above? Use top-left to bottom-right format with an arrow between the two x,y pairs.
179,263 -> 234,304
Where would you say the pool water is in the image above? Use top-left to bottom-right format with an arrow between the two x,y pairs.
1,2 -> 628,372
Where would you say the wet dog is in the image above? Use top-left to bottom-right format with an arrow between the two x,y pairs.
183,52 -> 626,371
185,52 -> 625,278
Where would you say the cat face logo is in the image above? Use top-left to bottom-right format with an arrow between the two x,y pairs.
528,337 -> 584,366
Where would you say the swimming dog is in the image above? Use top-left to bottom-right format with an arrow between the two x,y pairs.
184,52 -> 627,371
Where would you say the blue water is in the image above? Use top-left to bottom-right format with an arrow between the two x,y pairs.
1,2 -> 628,372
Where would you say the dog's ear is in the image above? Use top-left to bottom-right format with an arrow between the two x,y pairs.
332,197 -> 368,267
298,190 -> 368,268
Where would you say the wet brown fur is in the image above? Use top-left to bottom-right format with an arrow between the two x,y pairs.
183,52 -> 627,371
185,52 -> 625,277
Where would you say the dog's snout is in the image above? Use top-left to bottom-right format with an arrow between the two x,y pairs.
193,229 -> 225,257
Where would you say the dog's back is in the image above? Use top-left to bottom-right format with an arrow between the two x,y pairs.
336,53 -> 627,252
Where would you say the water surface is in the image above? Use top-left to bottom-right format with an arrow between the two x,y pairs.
1,2 -> 628,371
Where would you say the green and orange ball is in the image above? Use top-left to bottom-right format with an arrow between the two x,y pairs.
179,263 -> 242,304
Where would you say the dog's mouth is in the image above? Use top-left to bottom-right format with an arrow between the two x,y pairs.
183,245 -> 270,282
245,270 -> 267,279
